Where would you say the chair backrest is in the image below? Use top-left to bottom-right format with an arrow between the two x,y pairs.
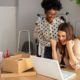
17,30 -> 31,54
22,41 -> 34,54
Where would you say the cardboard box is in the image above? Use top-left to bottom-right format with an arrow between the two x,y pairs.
2,52 -> 33,73
1,67 -> 36,78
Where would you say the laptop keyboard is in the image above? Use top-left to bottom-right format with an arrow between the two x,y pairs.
61,70 -> 75,79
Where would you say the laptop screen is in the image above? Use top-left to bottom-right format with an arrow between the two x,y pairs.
31,56 -> 64,80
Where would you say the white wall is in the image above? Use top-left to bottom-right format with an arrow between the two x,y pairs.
0,7 -> 16,54
0,0 -> 16,6
0,0 -> 17,54
17,0 -> 43,27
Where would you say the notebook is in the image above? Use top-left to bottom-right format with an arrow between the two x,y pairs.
31,56 -> 76,80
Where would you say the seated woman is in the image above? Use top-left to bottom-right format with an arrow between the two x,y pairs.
50,22 -> 80,70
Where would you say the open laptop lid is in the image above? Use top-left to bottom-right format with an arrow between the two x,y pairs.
31,56 -> 64,80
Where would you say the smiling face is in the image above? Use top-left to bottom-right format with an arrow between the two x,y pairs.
58,31 -> 67,45
45,9 -> 56,23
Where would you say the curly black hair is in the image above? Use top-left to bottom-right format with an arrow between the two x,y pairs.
41,0 -> 62,12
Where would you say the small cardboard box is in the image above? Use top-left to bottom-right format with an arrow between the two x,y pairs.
2,52 -> 33,73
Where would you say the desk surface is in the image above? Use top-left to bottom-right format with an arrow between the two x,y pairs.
1,69 -> 80,80
1,63 -> 80,80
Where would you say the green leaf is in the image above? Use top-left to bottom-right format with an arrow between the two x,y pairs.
76,0 -> 80,4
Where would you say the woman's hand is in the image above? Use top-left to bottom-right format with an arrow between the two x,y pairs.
50,39 -> 57,49
66,40 -> 74,49
66,40 -> 77,66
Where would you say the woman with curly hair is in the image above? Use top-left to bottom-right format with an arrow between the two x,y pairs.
34,0 -> 64,59
51,22 -> 80,70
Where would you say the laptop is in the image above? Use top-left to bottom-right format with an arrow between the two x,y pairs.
31,56 -> 76,80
